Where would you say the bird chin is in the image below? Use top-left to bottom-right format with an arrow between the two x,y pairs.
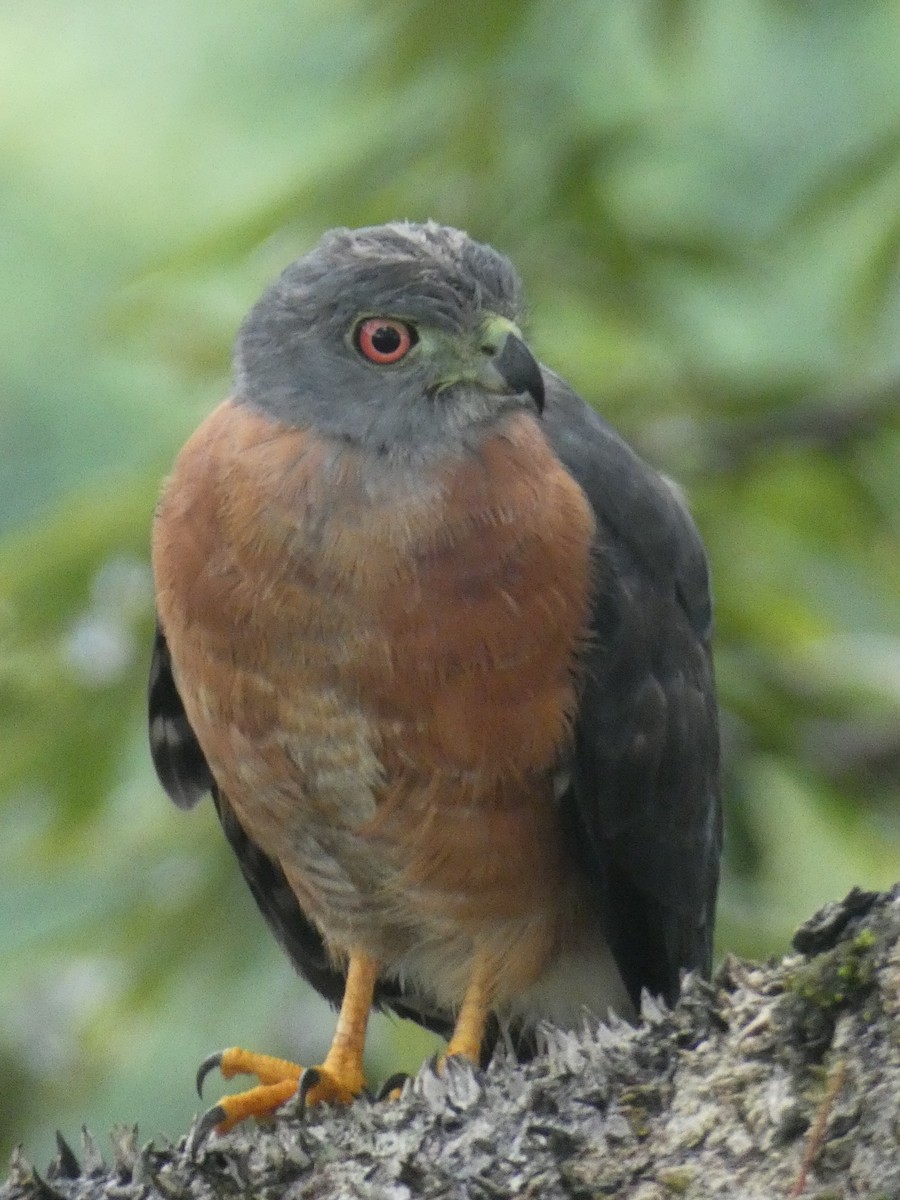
429,383 -> 534,430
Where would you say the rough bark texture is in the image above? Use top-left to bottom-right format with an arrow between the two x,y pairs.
4,888 -> 899,1200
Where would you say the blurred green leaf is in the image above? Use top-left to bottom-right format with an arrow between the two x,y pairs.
782,127 -> 900,235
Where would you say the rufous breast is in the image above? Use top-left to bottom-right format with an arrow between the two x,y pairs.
153,399 -> 597,993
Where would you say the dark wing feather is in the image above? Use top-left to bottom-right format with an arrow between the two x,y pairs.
542,372 -> 722,1006
148,621 -> 215,809
148,619 -> 453,1034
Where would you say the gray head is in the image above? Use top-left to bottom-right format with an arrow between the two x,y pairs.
234,221 -> 545,457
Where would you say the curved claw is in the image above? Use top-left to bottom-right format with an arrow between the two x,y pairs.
196,1052 -> 224,1098
188,1104 -> 227,1155
375,1072 -> 410,1101
296,1066 -> 322,1113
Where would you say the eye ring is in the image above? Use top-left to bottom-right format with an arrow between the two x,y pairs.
354,318 -> 417,364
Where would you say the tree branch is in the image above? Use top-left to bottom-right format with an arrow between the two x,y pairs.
4,887 -> 899,1199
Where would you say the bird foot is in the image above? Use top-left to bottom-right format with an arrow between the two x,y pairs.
192,1046 -> 365,1143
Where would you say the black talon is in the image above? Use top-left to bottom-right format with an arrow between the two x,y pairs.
196,1052 -> 224,1098
375,1072 -> 410,1101
188,1105 -> 227,1155
296,1066 -> 321,1113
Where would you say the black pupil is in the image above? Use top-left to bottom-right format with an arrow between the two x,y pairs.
371,324 -> 402,354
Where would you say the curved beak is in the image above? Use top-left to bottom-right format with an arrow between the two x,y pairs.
490,332 -> 545,415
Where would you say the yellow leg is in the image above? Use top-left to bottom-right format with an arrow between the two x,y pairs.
310,951 -> 379,1102
197,951 -> 379,1136
445,956 -> 494,1066
374,955 -> 494,1102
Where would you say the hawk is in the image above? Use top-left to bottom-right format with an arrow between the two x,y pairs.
149,221 -> 721,1136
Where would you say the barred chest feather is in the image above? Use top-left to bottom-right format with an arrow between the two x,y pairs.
152,399 -> 599,1007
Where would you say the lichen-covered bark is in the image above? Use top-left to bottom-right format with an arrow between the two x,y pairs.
3,888 -> 899,1200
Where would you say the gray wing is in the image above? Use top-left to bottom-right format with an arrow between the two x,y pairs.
542,371 -> 722,1006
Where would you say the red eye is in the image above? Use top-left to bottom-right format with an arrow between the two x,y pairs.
355,318 -> 417,364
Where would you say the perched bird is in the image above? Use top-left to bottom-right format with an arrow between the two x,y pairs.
149,221 -> 721,1137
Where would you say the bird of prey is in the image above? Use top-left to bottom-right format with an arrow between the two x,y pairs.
149,221 -> 721,1137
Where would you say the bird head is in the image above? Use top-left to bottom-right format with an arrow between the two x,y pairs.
233,222 -> 545,458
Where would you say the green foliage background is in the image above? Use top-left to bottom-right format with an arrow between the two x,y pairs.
1,0 -> 898,1168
